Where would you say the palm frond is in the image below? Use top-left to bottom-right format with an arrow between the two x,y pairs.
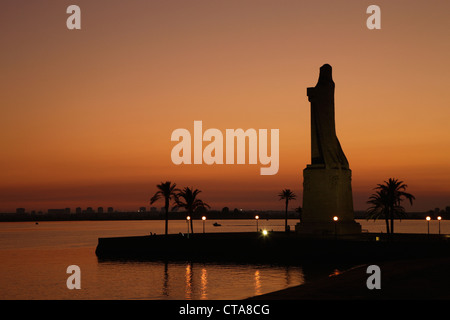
366,178 -> 415,232
278,189 -> 297,200
173,186 -> 209,213
150,192 -> 162,204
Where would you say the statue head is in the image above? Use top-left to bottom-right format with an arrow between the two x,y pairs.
317,64 -> 334,86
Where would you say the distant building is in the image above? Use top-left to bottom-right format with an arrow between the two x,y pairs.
98,207 -> 104,214
107,207 -> 114,213
139,207 -> 146,213
48,209 -> 61,214
16,208 -> 26,214
48,209 -> 70,214
150,207 -> 157,213
76,207 -> 82,214
85,207 -> 93,213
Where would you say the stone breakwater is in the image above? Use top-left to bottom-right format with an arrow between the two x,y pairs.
95,231 -> 450,265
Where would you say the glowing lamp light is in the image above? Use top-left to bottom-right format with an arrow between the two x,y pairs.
426,216 -> 431,235
186,216 -> 191,236
202,216 -> 206,233
255,215 -> 259,220
262,229 -> 268,236
438,216 -> 442,235
333,216 -> 339,238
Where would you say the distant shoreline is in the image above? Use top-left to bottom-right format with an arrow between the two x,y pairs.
0,210 -> 290,222
0,210 -> 438,222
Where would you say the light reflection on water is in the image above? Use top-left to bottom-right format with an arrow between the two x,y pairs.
0,219 -> 448,299
93,259 -> 305,300
0,220 -> 308,300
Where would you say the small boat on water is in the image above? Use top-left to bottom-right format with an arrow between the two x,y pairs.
213,222 -> 221,227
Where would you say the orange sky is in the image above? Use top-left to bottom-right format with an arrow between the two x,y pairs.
1,1 -> 449,212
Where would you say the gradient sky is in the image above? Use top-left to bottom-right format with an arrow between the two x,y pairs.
1,0 -> 449,212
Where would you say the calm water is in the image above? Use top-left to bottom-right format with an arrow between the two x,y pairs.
0,218 -> 448,300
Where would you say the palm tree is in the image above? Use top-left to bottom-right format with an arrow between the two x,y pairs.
367,189 -> 391,234
366,178 -> 415,234
278,189 -> 297,232
150,181 -> 179,235
173,187 -> 210,234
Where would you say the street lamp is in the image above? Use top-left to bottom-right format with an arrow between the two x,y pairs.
186,216 -> 191,236
202,216 -> 206,233
333,216 -> 338,238
426,216 -> 431,235
255,215 -> 259,232
438,216 -> 442,235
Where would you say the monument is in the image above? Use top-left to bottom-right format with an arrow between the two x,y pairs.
296,64 -> 361,235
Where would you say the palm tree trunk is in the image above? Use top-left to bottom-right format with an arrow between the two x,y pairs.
390,209 -> 394,234
285,199 -> 289,232
385,216 -> 390,234
164,198 -> 169,235
189,210 -> 194,234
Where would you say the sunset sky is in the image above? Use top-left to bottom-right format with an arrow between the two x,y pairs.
1,0 -> 449,213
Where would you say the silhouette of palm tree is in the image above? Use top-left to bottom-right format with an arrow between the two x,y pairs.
366,178 -> 415,234
278,189 -> 297,232
367,189 -> 391,234
173,187 -> 210,234
150,181 -> 179,235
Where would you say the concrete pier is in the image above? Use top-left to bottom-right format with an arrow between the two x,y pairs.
95,232 -> 450,265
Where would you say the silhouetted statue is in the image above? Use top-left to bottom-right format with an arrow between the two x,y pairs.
296,64 -> 361,235
307,64 -> 349,169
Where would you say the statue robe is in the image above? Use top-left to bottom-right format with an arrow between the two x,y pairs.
307,64 -> 349,169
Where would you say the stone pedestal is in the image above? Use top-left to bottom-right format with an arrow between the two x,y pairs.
295,221 -> 361,235
295,165 -> 361,235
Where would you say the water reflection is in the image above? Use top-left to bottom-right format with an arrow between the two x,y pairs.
94,258 -> 306,299
162,262 -> 169,297
200,268 -> 208,300
329,268 -> 341,277
254,270 -> 262,296
284,266 -> 291,286
184,263 -> 208,299
185,262 -> 193,299
5,219 -> 447,299
153,261 -> 305,299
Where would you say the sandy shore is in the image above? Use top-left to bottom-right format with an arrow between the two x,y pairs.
248,257 -> 450,300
